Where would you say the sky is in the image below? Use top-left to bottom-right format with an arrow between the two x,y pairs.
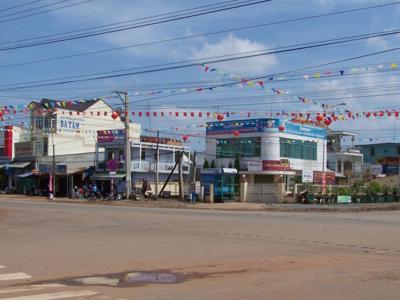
1,0 -> 400,149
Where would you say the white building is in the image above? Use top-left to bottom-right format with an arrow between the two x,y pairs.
205,118 -> 329,191
6,98 -> 131,195
327,131 -> 363,184
94,130 -> 190,195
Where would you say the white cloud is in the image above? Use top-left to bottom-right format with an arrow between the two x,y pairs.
190,33 -> 278,76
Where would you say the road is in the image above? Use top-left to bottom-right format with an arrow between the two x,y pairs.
0,199 -> 399,300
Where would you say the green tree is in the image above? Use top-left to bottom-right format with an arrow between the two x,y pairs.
210,160 -> 216,168
234,157 -> 241,171
203,158 -> 210,169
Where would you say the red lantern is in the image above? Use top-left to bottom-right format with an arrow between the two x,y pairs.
0,110 -> 3,117
278,125 -> 285,132
182,135 -> 189,142
217,114 -> 224,121
316,115 -> 324,122
111,111 -> 119,120
324,119 -> 332,126
233,130 -> 240,137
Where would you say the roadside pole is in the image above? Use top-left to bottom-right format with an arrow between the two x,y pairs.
155,130 -> 160,199
178,151 -> 184,201
114,91 -> 131,199
52,115 -> 56,198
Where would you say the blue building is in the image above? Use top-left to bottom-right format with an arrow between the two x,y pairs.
357,143 -> 400,175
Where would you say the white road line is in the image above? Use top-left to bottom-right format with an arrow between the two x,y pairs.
0,290 -> 99,300
0,284 -> 66,295
0,273 -> 32,281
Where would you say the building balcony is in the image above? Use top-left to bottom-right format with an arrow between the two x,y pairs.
97,160 -> 189,174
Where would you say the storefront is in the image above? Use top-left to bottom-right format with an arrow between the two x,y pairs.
206,118 -> 327,192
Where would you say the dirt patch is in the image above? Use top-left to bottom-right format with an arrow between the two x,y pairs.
0,208 -> 9,218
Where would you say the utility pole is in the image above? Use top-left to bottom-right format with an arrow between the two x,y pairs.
192,150 -> 197,182
51,115 -> 56,198
114,91 -> 131,199
178,150 -> 184,201
155,130 -> 160,199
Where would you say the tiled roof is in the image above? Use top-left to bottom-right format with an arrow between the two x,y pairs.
29,98 -> 103,112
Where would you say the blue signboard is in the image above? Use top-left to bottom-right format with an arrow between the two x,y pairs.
280,121 -> 327,139
206,118 -> 326,139
206,119 -> 279,135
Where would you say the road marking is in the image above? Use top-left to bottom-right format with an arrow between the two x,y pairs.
0,284 -> 66,295
0,273 -> 32,281
0,290 -> 99,300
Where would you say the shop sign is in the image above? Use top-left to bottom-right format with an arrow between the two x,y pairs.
302,170 -> 313,183
107,159 -> 119,171
370,164 -> 383,176
262,159 -> 291,171
39,164 -> 67,174
247,161 -> 262,172
313,171 -> 335,185
109,171 -> 117,177
337,195 -> 352,204
15,142 -> 33,158
59,117 -> 83,130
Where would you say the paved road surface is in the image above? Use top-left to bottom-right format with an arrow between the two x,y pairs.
0,199 -> 399,299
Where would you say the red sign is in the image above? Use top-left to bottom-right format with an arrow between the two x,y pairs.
313,171 -> 335,185
262,160 -> 291,171
107,159 -> 119,172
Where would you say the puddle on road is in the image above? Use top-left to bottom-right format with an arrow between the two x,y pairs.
33,269 -> 246,288
70,272 -> 179,287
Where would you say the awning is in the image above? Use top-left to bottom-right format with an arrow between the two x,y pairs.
17,172 -> 33,178
0,165 -> 5,169
6,162 -> 31,168
56,162 -> 91,175
90,172 -> 126,180
240,170 -> 297,176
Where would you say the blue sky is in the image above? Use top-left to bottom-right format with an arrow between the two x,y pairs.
1,0 -> 400,148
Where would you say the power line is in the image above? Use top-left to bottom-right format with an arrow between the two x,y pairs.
0,0 -> 95,25
0,0 -> 47,13
0,1 -> 398,69
1,28 -> 400,91
0,0 -> 271,50
0,0 -> 247,45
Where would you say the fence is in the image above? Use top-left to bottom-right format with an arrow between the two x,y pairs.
133,181 -> 188,197
246,183 -> 279,203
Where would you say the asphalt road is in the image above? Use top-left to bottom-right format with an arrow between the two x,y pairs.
0,199 -> 399,300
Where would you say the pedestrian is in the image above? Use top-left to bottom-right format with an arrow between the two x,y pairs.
82,183 -> 88,198
141,179 -> 151,197
73,185 -> 79,199
92,183 -> 99,199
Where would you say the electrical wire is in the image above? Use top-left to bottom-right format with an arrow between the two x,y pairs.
0,1 -> 399,69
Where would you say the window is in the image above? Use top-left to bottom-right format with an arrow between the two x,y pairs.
35,118 -> 43,130
280,138 -> 317,161
370,147 -> 375,156
141,148 -> 146,160
216,137 -> 261,158
397,146 -> 400,155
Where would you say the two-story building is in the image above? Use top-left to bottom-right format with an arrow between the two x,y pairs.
357,142 -> 400,176
205,118 -> 329,192
93,129 -> 190,195
8,98 -> 127,195
0,125 -> 32,191
327,131 -> 363,184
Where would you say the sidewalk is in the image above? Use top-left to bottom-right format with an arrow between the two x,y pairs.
1,194 -> 400,212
